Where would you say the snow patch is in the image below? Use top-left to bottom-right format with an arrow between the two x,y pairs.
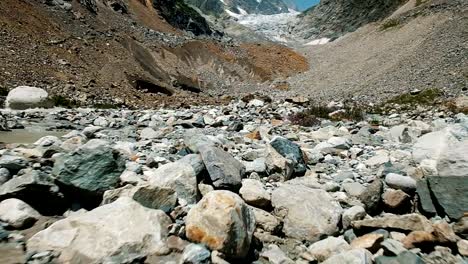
304,38 -> 330,46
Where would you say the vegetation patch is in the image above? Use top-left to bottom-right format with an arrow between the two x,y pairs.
51,95 -> 79,108
380,19 -> 401,30
288,104 -> 365,127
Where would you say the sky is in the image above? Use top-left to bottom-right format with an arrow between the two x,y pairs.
293,0 -> 320,11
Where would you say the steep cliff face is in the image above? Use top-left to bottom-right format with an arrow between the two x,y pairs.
186,0 -> 290,17
153,0 -> 214,35
293,0 -> 407,39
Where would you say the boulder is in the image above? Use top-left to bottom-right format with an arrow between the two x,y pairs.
102,184 -> 177,213
239,179 -> 270,208
184,130 -> 216,153
28,197 -> 172,263
271,184 -> 342,241
250,207 -> 280,232
321,249 -> 373,264
342,205 -> 366,229
358,178 -> 383,215
260,244 -> 294,264
306,237 -> 350,262
352,214 -> 433,232
0,198 -> 41,229
199,146 -> 246,191
52,141 -> 126,205
412,127 -> 463,163
264,144 -> 294,180
185,191 -> 255,259
426,176 -> 468,220
0,171 -> 65,215
436,140 -> 468,177
270,137 -> 306,176
385,173 -> 416,193
5,86 -> 52,109
350,233 -> 384,253
182,244 -> 211,264
382,189 -> 411,213
145,161 -> 198,204
0,155 -> 28,172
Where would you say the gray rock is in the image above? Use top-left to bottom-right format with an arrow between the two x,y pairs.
0,168 -> 10,185
199,146 -> 246,191
5,86 -> 52,109
146,161 -> 198,204
140,127 -> 161,139
182,244 -> 211,264
375,251 -> 425,264
184,130 -> 216,153
343,182 -> 366,197
321,249 -> 373,264
436,140 -> 468,177
427,176 -> 468,220
0,198 -> 41,229
102,184 -> 177,213
270,137 -> 307,176
265,144 -> 294,180
239,179 -> 270,208
260,244 -> 294,264
244,158 -> 267,174
306,237 -> 351,262
0,155 -> 28,172
385,173 -> 417,193
358,178 -> 383,215
0,113 -> 8,131
52,142 -> 126,197
381,239 -> 406,256
179,154 -> 206,176
0,171 -> 65,215
250,206 -> 280,232
327,136 -> 352,149
416,179 -> 437,216
271,184 -> 342,241
82,126 -> 103,138
342,205 -> 367,229
412,128 -> 459,163
186,191 -> 255,259
27,197 -> 171,263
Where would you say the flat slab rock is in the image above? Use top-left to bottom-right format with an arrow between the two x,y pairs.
352,213 -> 433,232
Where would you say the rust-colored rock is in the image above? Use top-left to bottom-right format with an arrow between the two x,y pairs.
403,231 -> 435,249
350,233 -> 384,253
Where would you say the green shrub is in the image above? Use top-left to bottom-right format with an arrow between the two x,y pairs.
380,19 -> 400,30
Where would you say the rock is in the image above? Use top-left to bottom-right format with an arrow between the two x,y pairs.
265,144 -> 294,180
260,244 -> 294,264
327,136 -> 352,149
199,146 -> 246,191
0,113 -> 8,131
0,198 -> 41,229
381,239 -> 406,256
82,126 -> 102,138
432,221 -> 460,244
52,142 -> 126,202
34,136 -> 62,147
352,214 -> 433,232
271,184 -> 342,241
102,184 -> 177,213
185,191 -> 255,259
5,86 -> 51,109
0,171 -> 65,215
184,130 -> 216,153
427,176 -> 468,220
239,179 -> 270,208
457,239 -> 468,256
350,233 -> 384,253
0,168 -> 11,185
412,128 -> 459,163
93,116 -> 109,127
436,140 -> 468,177
244,158 -> 267,174
342,205 -> 367,229
454,216 -> 468,239
0,155 -> 28,172
358,178 -> 383,215
416,179 -> 437,216
306,237 -> 350,262
375,251 -> 425,264
343,182 -> 366,197
140,127 -> 161,139
321,249 -> 373,264
270,137 -> 307,176
146,161 -> 198,204
28,198 -> 172,263
182,244 -> 211,264
402,231 -> 435,249
365,150 -> 389,167
385,173 -> 417,193
382,189 -> 411,213
179,154 -> 206,175
250,207 -> 280,232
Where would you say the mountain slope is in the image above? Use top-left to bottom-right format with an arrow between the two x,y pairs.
292,0 -> 407,39
186,0 -> 289,17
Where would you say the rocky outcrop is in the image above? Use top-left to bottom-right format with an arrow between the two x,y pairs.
293,0 -> 406,39
186,0 -> 289,16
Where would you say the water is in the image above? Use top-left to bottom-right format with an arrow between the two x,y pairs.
0,129 -> 68,144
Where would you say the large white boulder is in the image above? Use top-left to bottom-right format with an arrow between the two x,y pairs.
0,198 -> 41,229
27,197 -> 172,263
5,86 -> 51,110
